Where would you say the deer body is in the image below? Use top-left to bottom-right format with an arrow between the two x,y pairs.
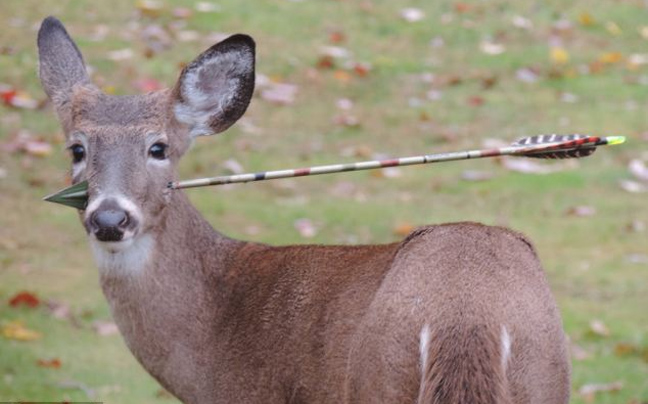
38,17 -> 570,403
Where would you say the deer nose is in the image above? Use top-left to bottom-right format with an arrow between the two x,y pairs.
90,199 -> 131,242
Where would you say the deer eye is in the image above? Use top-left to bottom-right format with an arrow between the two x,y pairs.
149,142 -> 168,160
70,144 -> 85,164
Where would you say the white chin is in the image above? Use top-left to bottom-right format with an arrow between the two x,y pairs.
92,237 -> 134,253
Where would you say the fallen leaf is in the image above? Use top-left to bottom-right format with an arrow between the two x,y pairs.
461,170 -> 494,182
588,319 -> 610,337
614,342 -> 638,357
107,48 -> 134,61
579,381 -> 623,402
571,343 -> 591,361
136,0 -> 164,18
605,21 -> 622,36
516,67 -> 540,83
260,82 -> 298,105
134,77 -> 163,93
625,253 -> 648,264
328,31 -> 346,44
393,223 -> 415,237
599,52 -> 623,64
550,47 -> 570,65
46,300 -> 72,320
92,320 -> 119,336
294,218 -> 318,238
172,7 -> 193,19
333,70 -> 352,83
221,158 -> 244,175
195,2 -> 221,13
565,205 -> 596,217
511,15 -> 533,29
628,159 -> 648,182
2,321 -> 41,341
619,179 -> 647,193
9,291 -> 40,308
578,12 -> 595,26
37,358 -> 62,369
480,41 -> 505,55
400,8 -> 425,23
467,95 -> 485,106
501,158 -> 576,174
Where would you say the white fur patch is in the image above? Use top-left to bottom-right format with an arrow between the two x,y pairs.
419,324 -> 430,374
90,233 -> 154,277
501,325 -> 512,371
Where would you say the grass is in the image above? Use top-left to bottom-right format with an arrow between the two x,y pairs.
1,0 -> 647,402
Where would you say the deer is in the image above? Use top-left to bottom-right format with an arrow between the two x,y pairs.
38,16 -> 570,404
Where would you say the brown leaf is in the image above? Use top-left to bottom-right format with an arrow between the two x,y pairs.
260,82 -> 298,105
37,358 -> 62,369
9,291 -> 40,308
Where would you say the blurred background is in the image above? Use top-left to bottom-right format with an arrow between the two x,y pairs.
0,0 -> 647,402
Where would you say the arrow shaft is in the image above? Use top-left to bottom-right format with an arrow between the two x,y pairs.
169,135 -> 608,190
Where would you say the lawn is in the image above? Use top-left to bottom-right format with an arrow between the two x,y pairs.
0,0 -> 647,403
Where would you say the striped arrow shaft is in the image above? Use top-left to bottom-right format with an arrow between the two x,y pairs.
169,135 -> 622,190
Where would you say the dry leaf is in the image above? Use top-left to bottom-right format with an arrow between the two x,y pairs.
570,343 -> 591,361
480,41 -> 505,55
605,21 -> 622,36
500,158 -> 576,175
565,205 -> 596,217
2,321 -> 41,341
172,7 -> 194,19
92,320 -> 119,336
260,82 -> 297,105
628,159 -> 648,182
221,159 -> 244,175
599,52 -> 623,64
461,170 -> 494,182
107,48 -> 134,61
9,291 -> 40,308
37,358 -> 62,369
516,68 -> 539,83
550,47 -> 570,65
294,219 -> 318,238
578,12 -> 595,26
579,381 -> 623,402
400,8 -> 425,22
588,319 -> 610,337
393,223 -> 415,237
136,0 -> 164,18
195,2 -> 221,13
619,179 -> 647,193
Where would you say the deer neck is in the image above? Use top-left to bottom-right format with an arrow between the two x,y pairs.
94,190 -> 243,390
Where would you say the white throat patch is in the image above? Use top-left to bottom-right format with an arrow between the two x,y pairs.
90,234 -> 154,277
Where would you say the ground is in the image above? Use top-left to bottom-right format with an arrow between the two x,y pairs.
0,0 -> 647,403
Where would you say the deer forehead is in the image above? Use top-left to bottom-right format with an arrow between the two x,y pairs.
70,90 -> 170,130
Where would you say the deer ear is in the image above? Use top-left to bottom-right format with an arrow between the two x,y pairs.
37,17 -> 90,109
173,34 -> 255,137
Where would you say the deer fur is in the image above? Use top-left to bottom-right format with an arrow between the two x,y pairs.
38,16 -> 570,404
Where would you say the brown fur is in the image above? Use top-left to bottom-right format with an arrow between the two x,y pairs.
39,17 -> 570,404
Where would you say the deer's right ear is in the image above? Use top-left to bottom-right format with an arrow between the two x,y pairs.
173,34 -> 255,138
37,17 -> 90,112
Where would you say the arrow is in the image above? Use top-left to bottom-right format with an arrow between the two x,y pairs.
44,134 -> 625,209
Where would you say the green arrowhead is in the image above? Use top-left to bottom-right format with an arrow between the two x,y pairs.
43,180 -> 89,210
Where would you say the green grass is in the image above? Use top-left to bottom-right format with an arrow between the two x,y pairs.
1,0 -> 647,402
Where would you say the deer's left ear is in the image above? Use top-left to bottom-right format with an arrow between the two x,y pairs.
173,34 -> 255,137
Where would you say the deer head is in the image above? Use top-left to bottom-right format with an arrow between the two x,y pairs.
38,16 -> 255,253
